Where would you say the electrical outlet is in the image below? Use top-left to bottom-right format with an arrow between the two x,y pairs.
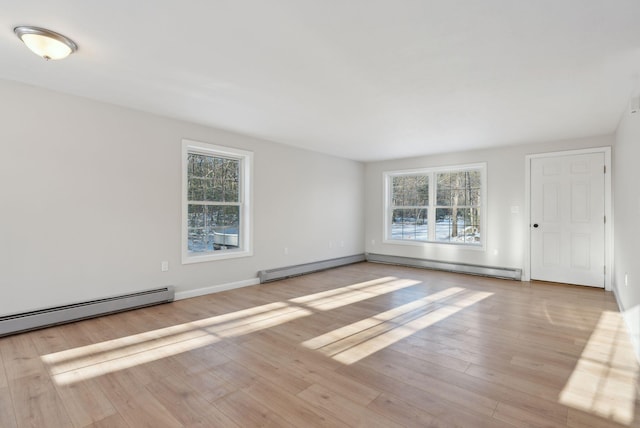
161,261 -> 169,272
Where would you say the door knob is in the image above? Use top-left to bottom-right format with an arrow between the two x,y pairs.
533,223 -> 539,228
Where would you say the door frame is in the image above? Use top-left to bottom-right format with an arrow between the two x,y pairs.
523,147 -> 612,290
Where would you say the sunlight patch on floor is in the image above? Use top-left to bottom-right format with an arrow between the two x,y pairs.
42,276 -> 496,386
207,305 -> 312,337
302,288 -> 493,364
51,334 -> 220,386
288,277 -> 397,305
42,321 -> 212,375
42,302 -> 311,385
289,277 -> 421,311
559,310 -> 639,425
301,287 -> 464,350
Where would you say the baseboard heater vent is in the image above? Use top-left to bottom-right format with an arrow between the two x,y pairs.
0,286 -> 175,337
259,254 -> 366,283
366,253 -> 522,281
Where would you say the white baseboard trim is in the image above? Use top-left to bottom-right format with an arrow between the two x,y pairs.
612,288 -> 640,365
174,278 -> 260,301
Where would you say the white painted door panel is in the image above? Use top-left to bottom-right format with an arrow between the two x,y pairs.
530,153 -> 605,287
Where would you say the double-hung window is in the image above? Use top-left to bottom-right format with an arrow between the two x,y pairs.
182,140 -> 253,263
384,163 -> 485,247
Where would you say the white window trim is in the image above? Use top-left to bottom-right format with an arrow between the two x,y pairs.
181,139 -> 253,264
383,162 -> 487,250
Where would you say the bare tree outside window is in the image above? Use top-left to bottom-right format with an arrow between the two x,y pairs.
436,170 -> 481,243
390,175 -> 429,241
386,165 -> 483,246
187,153 -> 241,253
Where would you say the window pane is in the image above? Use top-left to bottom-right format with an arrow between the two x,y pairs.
188,204 -> 240,253
467,185 -> 481,206
188,153 -> 239,202
453,172 -> 467,205
435,207 -> 481,244
436,187 -> 451,206
392,175 -> 428,206
463,207 -> 481,243
392,208 -> 428,240
437,170 -> 482,206
435,208 -> 453,242
462,170 -> 481,206
436,173 -> 451,205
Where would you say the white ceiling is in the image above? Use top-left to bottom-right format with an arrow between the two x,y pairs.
2,1 -> 640,162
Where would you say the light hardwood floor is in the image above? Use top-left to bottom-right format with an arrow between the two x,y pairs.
1,262 -> 638,427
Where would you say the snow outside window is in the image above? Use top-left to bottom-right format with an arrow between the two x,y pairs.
384,163 -> 486,247
182,140 -> 253,263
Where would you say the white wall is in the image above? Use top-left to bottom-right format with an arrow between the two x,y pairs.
0,80 -> 364,316
364,135 -> 613,271
614,109 -> 640,361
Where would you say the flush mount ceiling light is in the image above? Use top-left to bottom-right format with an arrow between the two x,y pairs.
14,26 -> 78,60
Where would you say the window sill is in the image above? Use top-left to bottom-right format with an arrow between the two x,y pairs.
182,249 -> 253,264
382,238 -> 485,251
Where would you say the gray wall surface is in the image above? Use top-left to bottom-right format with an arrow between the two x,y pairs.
0,80 -> 365,315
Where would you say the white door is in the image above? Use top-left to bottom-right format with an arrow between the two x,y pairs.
530,153 -> 605,288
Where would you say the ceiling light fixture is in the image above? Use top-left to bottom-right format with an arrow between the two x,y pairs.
14,26 -> 78,60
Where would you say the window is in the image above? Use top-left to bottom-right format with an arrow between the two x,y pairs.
384,163 -> 485,247
182,140 -> 253,263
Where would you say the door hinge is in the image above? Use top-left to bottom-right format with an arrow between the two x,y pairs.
604,165 -> 606,174
604,215 -> 606,224
604,265 -> 606,274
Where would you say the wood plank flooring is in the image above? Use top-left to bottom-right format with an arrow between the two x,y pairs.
1,262 -> 638,427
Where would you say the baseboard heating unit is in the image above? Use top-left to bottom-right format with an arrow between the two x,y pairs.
366,253 -> 522,280
258,254 -> 366,283
0,286 -> 175,337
